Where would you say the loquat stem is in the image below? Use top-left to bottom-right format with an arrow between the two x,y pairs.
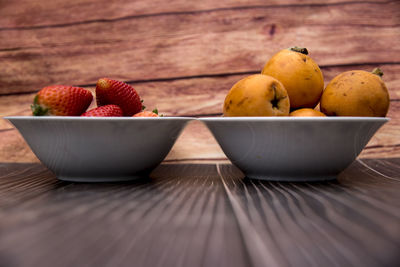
372,68 -> 384,77
290,46 -> 309,55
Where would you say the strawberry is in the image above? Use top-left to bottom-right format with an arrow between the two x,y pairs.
133,109 -> 160,117
96,78 -> 142,116
81,104 -> 123,117
31,85 -> 93,116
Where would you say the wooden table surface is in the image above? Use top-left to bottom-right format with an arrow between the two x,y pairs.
0,159 -> 399,267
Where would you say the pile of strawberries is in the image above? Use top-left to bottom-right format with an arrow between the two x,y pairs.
31,78 -> 159,117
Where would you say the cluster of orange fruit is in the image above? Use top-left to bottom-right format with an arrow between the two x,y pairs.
223,47 -> 390,117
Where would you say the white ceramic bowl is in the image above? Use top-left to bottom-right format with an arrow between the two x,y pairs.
200,117 -> 389,181
6,116 -> 193,182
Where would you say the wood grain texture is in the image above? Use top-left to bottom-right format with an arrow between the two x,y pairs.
217,158 -> 400,267
0,1 -> 399,94
1,0 -> 392,29
0,163 -> 249,267
0,0 -> 399,161
0,159 -> 399,267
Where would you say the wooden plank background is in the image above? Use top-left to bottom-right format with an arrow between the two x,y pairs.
0,0 -> 399,162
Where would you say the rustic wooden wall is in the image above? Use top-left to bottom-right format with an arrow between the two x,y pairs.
0,0 -> 399,162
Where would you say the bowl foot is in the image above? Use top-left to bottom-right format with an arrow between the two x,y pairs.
245,174 -> 337,182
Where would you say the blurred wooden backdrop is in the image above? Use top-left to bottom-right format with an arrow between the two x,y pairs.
0,0 -> 399,163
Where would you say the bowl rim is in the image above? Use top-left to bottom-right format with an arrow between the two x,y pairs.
3,116 -> 390,123
4,116 -> 195,121
198,116 -> 390,122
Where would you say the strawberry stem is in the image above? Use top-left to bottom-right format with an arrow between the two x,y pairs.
31,104 -> 49,116
31,95 -> 49,116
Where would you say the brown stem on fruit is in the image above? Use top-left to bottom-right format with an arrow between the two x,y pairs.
372,68 -> 384,77
290,46 -> 308,55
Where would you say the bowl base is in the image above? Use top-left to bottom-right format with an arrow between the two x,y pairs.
57,174 -> 149,183
245,174 -> 337,182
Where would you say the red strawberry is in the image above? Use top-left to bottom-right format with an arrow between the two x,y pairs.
133,110 -> 159,117
31,85 -> 93,116
81,104 -> 123,117
96,78 -> 142,116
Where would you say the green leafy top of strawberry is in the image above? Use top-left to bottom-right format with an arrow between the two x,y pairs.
31,95 -> 49,116
152,108 -> 164,117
